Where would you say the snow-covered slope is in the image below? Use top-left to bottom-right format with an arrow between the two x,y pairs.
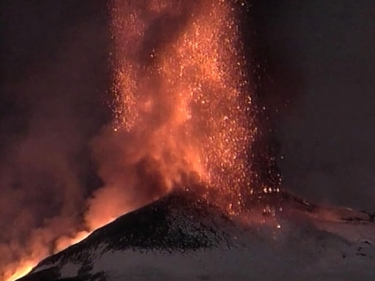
18,190 -> 375,281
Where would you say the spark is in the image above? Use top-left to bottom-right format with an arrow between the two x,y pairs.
111,0 -> 256,213
4,1 -> 259,280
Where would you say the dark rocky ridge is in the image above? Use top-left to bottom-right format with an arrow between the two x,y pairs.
18,190 -> 240,281
17,189 -> 375,281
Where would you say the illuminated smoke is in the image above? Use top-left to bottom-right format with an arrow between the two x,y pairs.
89,0 -> 256,217
1,1 -> 257,280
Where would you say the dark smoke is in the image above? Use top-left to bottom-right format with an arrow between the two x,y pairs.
3,0 -> 373,279
239,0 -> 305,190
0,0 -> 110,274
247,0 -> 375,210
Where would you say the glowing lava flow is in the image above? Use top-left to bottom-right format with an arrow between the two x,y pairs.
3,1 -> 256,280
2,219 -> 116,281
4,265 -> 32,281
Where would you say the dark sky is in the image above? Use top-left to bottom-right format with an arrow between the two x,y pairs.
0,0 -> 374,220
251,0 -> 375,210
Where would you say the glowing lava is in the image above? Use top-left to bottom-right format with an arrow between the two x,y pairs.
5,264 -> 32,281
2,220 -> 113,281
111,0 -> 255,212
2,0 -> 256,280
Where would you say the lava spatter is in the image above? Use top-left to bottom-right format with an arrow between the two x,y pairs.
3,1 -> 257,280
110,0 -> 256,213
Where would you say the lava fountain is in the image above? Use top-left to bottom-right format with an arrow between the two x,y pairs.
2,1 -> 257,280
107,0 -> 256,212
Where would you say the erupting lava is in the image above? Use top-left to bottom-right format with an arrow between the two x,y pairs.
2,1 -> 257,280
110,0 -> 255,211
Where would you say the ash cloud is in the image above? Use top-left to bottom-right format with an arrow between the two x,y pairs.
0,0 -> 204,277
0,0 -> 110,276
84,0 -> 205,230
4,0 -> 373,279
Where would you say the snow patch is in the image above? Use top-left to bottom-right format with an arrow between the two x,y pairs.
59,262 -> 82,278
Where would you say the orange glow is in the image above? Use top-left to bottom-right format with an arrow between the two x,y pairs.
5,263 -> 33,281
3,1 -> 257,280
2,218 -> 115,281
111,0 -> 255,213
55,231 -> 91,253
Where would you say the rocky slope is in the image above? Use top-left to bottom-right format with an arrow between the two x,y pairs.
18,190 -> 375,281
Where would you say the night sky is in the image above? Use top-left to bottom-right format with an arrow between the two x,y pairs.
253,0 -> 375,210
0,0 -> 374,234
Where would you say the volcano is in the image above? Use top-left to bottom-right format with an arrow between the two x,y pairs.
17,190 -> 375,281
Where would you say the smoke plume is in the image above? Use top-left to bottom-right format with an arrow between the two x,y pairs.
0,1 -> 109,279
0,1 -> 257,280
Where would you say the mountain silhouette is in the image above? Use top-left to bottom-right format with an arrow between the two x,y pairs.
18,189 -> 375,281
